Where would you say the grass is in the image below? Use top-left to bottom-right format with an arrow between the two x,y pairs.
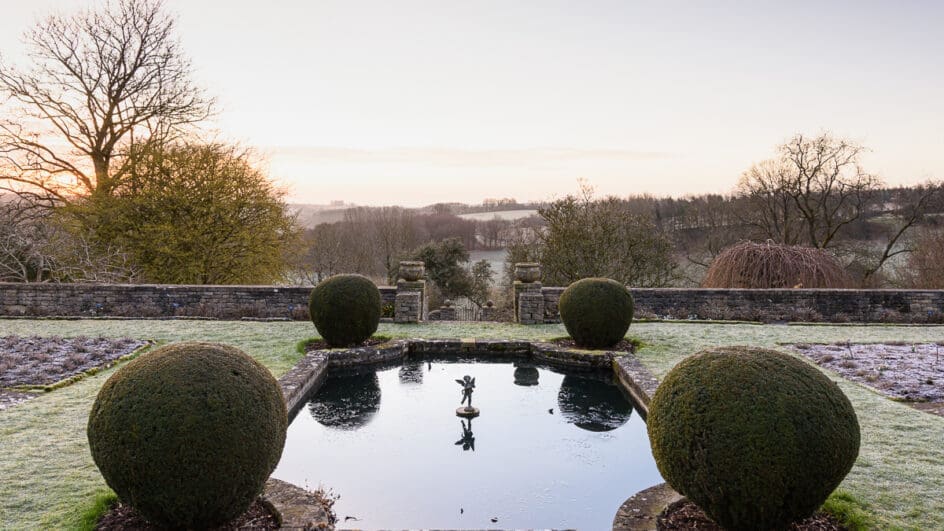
74,491 -> 117,531
821,489 -> 879,531
1,319 -> 942,529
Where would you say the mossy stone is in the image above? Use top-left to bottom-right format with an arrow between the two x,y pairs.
87,342 -> 288,529
558,277 -> 634,348
309,274 -> 382,347
647,346 -> 860,531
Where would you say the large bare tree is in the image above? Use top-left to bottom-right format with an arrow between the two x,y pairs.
738,133 -> 879,249
0,0 -> 213,206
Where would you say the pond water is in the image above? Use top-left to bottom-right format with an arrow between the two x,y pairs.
272,357 -> 662,529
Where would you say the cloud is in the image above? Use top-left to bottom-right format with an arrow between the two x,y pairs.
267,146 -> 675,169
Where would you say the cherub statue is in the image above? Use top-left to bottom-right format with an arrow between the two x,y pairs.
455,375 -> 475,408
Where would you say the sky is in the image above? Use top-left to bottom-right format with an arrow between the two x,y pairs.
1,0 -> 942,206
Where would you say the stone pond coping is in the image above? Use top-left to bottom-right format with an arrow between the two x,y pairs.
263,478 -> 333,529
268,337 -> 667,530
274,338 -> 663,418
611,483 -> 683,530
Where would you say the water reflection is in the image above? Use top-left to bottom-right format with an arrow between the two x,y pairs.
454,418 -> 475,451
308,372 -> 381,430
513,364 -> 540,386
398,361 -> 424,384
557,375 -> 633,432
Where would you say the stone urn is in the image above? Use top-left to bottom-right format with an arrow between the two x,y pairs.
399,261 -> 425,281
514,263 -> 542,283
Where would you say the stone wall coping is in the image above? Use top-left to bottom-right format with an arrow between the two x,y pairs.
539,285 -> 944,294
0,282 -> 397,290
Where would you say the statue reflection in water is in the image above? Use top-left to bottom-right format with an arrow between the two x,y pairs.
454,418 -> 475,451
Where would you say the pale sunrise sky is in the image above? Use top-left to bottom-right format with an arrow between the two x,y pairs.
1,0 -> 942,206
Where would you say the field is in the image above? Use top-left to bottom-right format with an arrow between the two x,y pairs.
468,249 -> 509,279
457,208 -> 538,221
0,319 -> 942,529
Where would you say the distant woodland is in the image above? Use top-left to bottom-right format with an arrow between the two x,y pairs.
1,0 -> 941,302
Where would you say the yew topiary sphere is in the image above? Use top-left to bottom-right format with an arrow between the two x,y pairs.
87,342 -> 288,529
558,277 -> 634,348
647,346 -> 860,531
309,274 -> 382,347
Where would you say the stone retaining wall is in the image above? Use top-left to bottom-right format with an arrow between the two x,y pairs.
537,287 -> 944,324
0,282 -> 397,320
3,282 -> 944,323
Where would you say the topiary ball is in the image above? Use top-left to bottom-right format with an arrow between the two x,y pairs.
558,277 -> 634,348
87,342 -> 288,529
647,346 -> 860,531
309,274 -> 382,347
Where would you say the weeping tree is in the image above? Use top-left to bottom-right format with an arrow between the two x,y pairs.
702,241 -> 851,289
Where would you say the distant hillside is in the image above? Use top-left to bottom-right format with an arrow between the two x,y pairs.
289,199 -> 543,228
289,203 -> 353,227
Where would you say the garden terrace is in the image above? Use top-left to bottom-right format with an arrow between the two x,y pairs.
0,320 -> 942,529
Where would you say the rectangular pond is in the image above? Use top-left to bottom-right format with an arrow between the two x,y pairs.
272,356 -> 662,529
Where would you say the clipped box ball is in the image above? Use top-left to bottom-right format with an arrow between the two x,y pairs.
309,274 -> 382,347
558,277 -> 634,348
647,346 -> 860,531
87,342 -> 287,529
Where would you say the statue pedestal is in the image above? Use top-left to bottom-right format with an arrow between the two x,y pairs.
456,406 -> 480,418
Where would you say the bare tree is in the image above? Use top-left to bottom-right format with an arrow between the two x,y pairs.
856,182 -> 942,282
0,199 -> 140,283
43,221 -> 141,283
737,134 -> 879,248
0,200 -> 54,282
779,133 -> 880,248
538,183 -> 678,287
369,206 -> 421,282
736,159 -> 805,245
0,0 -> 213,205
902,225 -> 944,288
